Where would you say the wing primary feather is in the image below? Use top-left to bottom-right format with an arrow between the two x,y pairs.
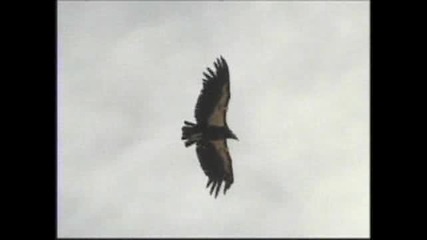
207,67 -> 215,77
210,181 -> 217,195
215,181 -> 222,198
206,179 -> 213,188
217,58 -> 223,67
220,56 -> 226,67
224,182 -> 230,195
203,72 -> 211,80
214,61 -> 219,70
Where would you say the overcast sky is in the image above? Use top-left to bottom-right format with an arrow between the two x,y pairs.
58,1 -> 369,238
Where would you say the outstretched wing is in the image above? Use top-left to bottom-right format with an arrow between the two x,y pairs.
196,139 -> 234,198
194,56 -> 230,127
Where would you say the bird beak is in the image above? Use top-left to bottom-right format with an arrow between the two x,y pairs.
232,134 -> 239,141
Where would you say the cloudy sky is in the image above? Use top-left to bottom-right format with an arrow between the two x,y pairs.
58,1 -> 369,238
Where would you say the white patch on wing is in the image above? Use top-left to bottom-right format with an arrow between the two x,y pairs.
208,83 -> 230,127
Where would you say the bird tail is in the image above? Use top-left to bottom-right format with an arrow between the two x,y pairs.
181,121 -> 201,147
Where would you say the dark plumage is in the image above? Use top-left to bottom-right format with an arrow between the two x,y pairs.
181,56 -> 238,198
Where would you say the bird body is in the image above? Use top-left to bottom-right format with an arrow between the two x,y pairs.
182,122 -> 235,144
181,56 -> 238,198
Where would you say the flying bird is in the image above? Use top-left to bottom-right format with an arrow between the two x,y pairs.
181,56 -> 238,198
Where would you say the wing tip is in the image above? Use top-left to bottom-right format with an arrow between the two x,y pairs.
214,55 -> 227,69
223,177 -> 233,195
220,55 -> 226,64
206,178 -> 232,198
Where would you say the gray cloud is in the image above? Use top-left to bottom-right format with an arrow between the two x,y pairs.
58,2 -> 369,237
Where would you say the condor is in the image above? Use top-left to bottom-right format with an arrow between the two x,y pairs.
181,56 -> 238,198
